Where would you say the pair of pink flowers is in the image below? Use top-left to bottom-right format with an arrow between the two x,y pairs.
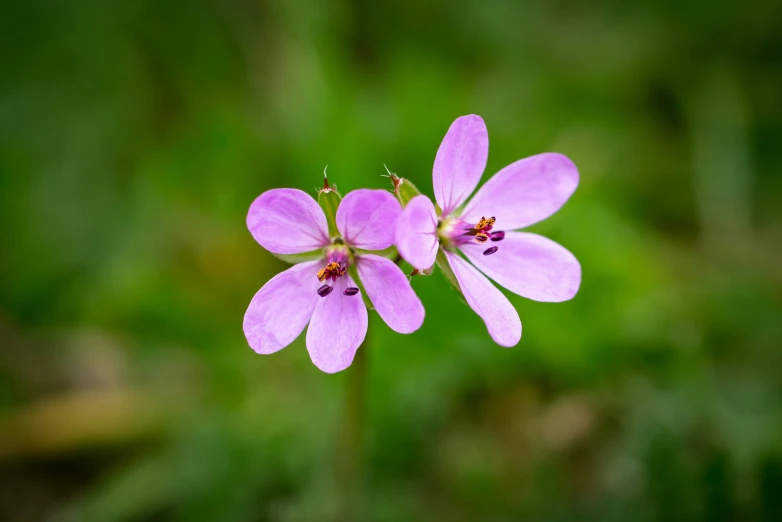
243,115 -> 581,373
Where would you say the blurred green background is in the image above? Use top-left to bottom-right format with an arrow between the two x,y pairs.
2,0 -> 782,521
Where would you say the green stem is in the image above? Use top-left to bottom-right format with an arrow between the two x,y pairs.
337,322 -> 369,521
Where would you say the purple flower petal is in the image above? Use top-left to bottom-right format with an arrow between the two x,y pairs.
306,274 -> 368,373
395,195 -> 439,270
356,254 -> 425,334
461,232 -> 581,302
336,189 -> 401,251
433,115 -> 489,215
247,188 -> 330,254
444,250 -> 521,347
461,153 -> 579,230
243,261 -> 320,354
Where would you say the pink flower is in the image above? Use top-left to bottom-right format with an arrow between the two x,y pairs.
395,115 -> 581,347
244,187 -> 424,373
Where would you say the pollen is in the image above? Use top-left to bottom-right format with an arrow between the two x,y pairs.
317,261 -> 346,282
474,216 -> 496,231
475,231 -> 490,243
316,267 -> 328,282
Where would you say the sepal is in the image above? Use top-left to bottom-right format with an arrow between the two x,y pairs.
270,250 -> 323,265
385,166 -> 423,208
355,245 -> 398,261
318,168 -> 342,237
435,249 -> 466,303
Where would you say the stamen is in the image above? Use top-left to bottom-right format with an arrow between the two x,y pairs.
317,261 -> 346,282
475,216 -> 496,231
317,284 -> 333,297
441,215 -> 501,249
483,246 -> 499,256
343,287 -> 360,296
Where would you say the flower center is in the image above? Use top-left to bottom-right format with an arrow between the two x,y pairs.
316,261 -> 345,282
315,246 -> 360,297
438,215 -> 504,255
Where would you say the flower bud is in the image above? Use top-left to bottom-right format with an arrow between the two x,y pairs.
318,167 -> 342,238
385,166 -> 423,208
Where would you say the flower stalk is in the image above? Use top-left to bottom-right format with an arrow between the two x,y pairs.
336,324 -> 369,521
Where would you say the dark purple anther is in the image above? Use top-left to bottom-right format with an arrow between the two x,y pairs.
317,284 -> 333,297
490,231 -> 505,242
483,246 -> 499,256
343,287 -> 360,296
